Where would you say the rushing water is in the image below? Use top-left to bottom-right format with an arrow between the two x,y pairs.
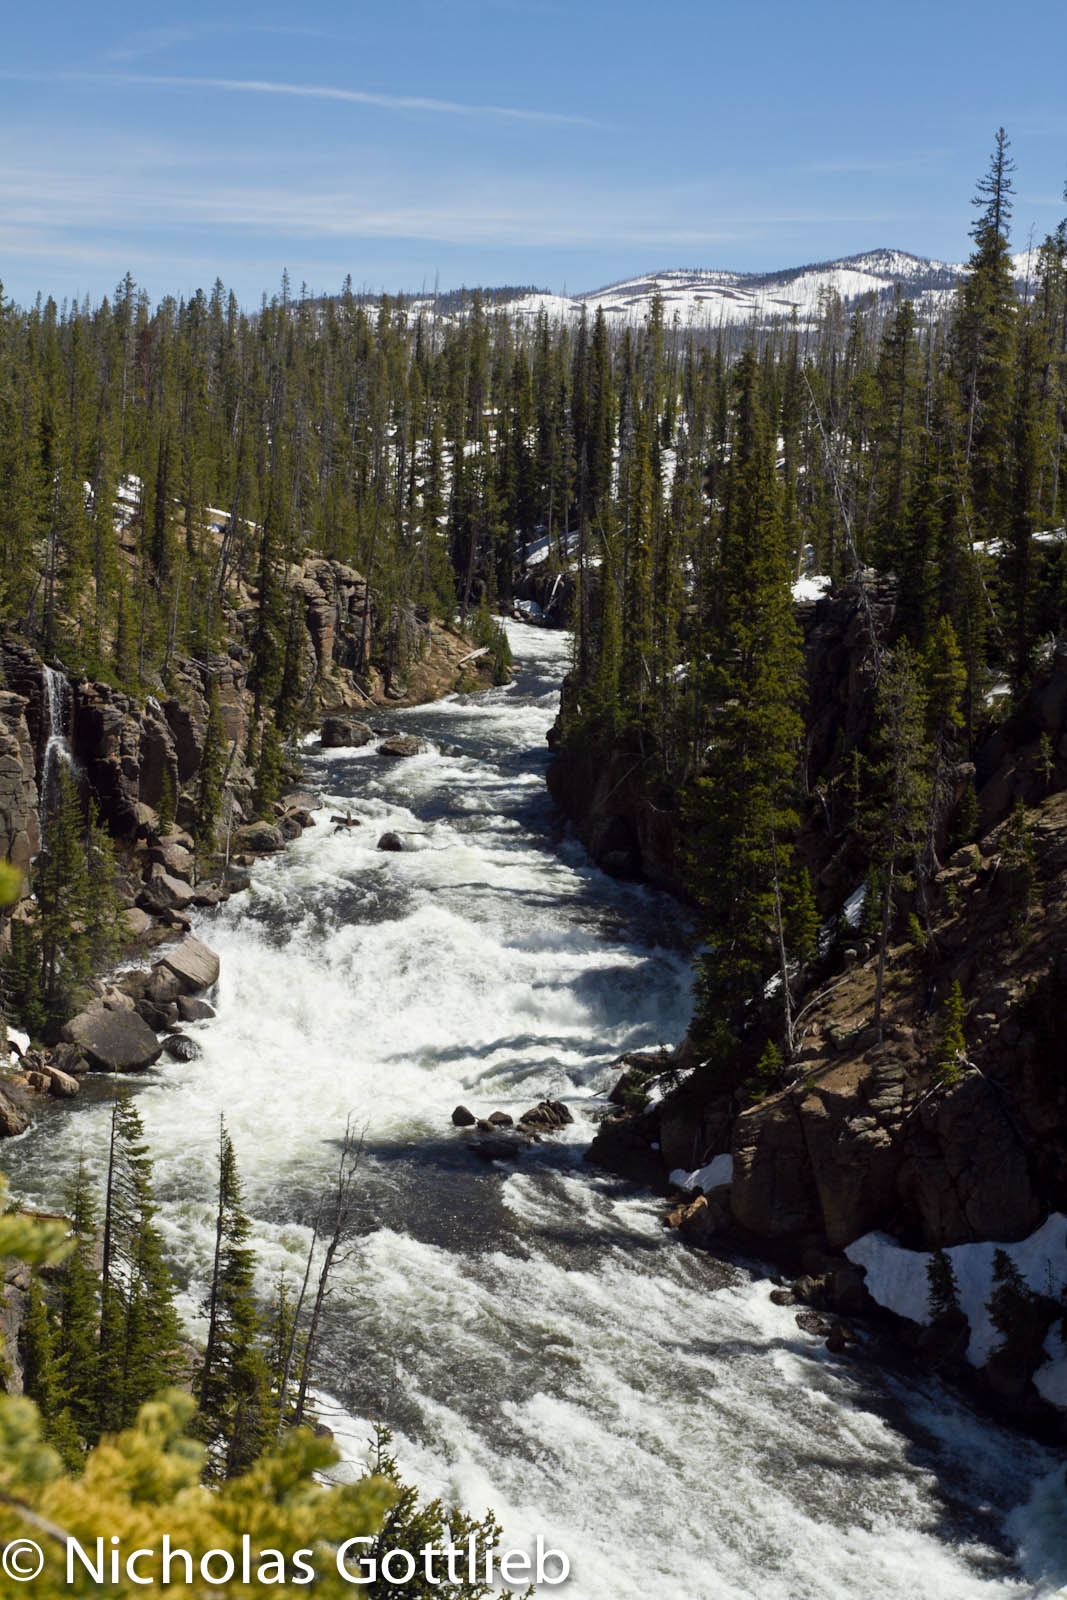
5,622 -> 1067,1599
39,662 -> 78,821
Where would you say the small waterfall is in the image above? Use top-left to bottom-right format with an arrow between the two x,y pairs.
39,664 -> 78,819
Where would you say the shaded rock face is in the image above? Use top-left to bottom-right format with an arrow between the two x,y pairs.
546,733 -> 681,893
0,690 -> 41,871
975,643 -> 1067,830
729,1053 -> 1043,1251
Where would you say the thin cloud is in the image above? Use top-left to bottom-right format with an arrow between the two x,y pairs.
0,68 -> 603,129
106,23 -> 331,63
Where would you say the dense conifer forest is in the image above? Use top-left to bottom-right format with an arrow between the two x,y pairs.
1,129 -> 1067,1588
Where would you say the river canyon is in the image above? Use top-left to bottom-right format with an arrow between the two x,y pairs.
4,622 -> 1066,1600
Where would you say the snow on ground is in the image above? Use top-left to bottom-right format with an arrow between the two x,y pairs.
846,1215 -> 1067,1392
4,1026 -> 30,1067
793,573 -> 831,603
669,1155 -> 734,1193
523,529 -> 581,566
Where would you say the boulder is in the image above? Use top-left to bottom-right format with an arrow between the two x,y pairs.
147,965 -> 183,1005
123,907 -> 154,939
161,1034 -> 202,1062
320,717 -> 374,749
155,935 -> 220,995
468,1137 -> 523,1163
487,1110 -> 514,1127
451,1105 -> 477,1127
518,1099 -> 574,1130
234,821 -> 285,853
176,995 -> 216,1023
281,789 -> 322,813
48,1042 -> 87,1078
136,1000 -> 179,1032
147,839 -> 196,881
377,832 -> 404,852
378,735 -> 422,759
139,867 -> 196,912
61,1008 -> 163,1072
795,1309 -> 832,1337
43,1067 -> 80,1099
0,1087 -> 30,1137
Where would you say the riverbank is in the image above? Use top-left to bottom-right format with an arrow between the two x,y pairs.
4,621 -> 1065,1599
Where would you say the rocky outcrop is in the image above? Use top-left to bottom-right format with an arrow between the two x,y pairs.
546,736 -> 681,891
975,641 -> 1067,829
0,691 -> 40,873
591,788 -> 1067,1259
546,578 -> 896,894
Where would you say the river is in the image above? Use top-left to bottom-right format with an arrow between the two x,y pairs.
4,621 -> 1066,1598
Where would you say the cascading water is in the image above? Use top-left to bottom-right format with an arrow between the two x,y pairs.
39,663 -> 78,819
4,622 -> 1066,1599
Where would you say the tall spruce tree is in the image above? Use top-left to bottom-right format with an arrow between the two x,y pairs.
97,1095 -> 184,1435
197,1120 -> 270,1478
686,351 -> 805,1066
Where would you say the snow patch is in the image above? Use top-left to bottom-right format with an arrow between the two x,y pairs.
669,1154 -> 733,1194
846,1214 -> 1067,1372
792,573 -> 830,603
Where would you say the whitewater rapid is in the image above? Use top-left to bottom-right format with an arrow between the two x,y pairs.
5,622 -> 1066,1599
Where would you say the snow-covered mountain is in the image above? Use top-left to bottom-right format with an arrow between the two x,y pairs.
416,249 -> 1038,332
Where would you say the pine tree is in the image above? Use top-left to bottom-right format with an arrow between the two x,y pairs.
252,716 -> 284,822
986,1247 -> 1049,1376
926,1247 -> 964,1327
862,644 -> 932,1039
25,766 -> 120,1032
935,981 -> 967,1083
18,1279 -> 82,1468
97,1096 -> 184,1435
359,1423 -> 506,1600
197,1120 -> 270,1478
193,677 -> 226,858
953,130 -> 1018,531
55,1162 -> 100,1446
686,351 -> 805,1064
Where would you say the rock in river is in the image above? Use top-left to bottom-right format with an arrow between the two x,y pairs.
321,717 -> 374,748
155,935 -> 221,995
378,735 -> 422,759
162,1034 -> 202,1062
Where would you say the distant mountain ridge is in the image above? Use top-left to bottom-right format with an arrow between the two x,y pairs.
409,248 -> 1038,331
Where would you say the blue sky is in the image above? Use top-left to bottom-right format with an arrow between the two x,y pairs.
2,0 -> 1065,309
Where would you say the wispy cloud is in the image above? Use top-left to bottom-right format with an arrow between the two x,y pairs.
105,23 -> 330,63
0,68 -> 602,129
